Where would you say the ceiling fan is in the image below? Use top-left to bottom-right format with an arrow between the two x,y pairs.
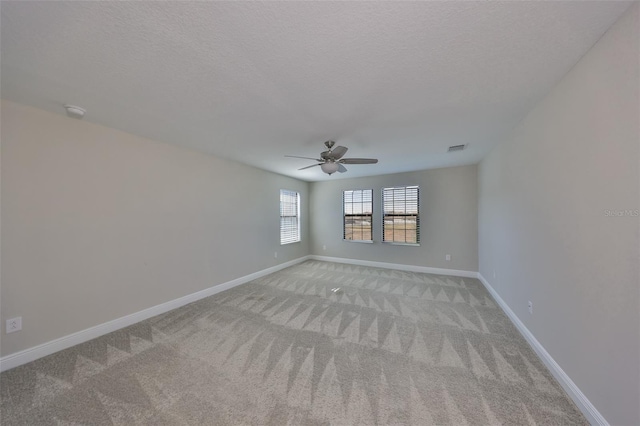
285,141 -> 378,175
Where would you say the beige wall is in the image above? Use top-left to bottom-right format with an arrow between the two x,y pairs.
478,5 -> 639,425
0,100 -> 310,356
310,165 -> 478,272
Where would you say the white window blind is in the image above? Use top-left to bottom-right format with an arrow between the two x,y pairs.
280,190 -> 300,244
343,189 -> 373,241
382,186 -> 419,244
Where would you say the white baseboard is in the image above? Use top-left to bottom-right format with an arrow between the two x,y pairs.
477,273 -> 608,426
0,256 -> 311,372
310,255 -> 478,278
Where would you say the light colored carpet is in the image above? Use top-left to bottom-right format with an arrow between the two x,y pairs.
1,260 -> 586,425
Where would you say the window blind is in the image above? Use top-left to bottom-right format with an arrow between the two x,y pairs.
280,190 -> 300,244
382,186 -> 419,244
343,189 -> 373,241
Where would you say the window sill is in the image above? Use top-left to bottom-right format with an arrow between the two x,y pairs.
280,240 -> 301,245
343,239 -> 374,244
382,242 -> 420,247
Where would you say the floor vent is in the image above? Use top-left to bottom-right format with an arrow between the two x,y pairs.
448,144 -> 466,152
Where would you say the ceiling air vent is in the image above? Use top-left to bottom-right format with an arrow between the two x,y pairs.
448,144 -> 466,152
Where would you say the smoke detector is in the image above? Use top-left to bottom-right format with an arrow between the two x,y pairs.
64,104 -> 86,119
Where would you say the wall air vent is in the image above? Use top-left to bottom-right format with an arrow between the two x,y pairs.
447,144 -> 466,152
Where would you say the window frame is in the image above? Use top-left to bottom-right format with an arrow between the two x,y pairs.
280,189 -> 301,245
342,189 -> 374,243
381,185 -> 420,246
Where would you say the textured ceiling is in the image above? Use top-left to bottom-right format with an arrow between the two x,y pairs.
0,1 -> 632,181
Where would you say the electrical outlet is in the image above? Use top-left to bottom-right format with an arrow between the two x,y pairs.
6,317 -> 22,334
274,251 -> 278,259
445,254 -> 451,261
493,270 -> 496,279
528,301 -> 533,314
323,245 -> 326,251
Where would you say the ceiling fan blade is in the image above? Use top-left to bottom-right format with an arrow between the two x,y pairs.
337,163 -> 348,173
298,163 -> 322,170
330,146 -> 348,159
286,155 -> 323,161
339,158 -> 378,164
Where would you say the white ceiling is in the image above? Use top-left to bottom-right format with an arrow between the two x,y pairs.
1,1 -> 632,181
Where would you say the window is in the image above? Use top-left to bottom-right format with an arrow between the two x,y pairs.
280,190 -> 300,244
382,186 -> 419,244
343,189 -> 373,242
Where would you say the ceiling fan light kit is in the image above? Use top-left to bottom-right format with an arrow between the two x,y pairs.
286,141 -> 378,175
320,162 -> 339,175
